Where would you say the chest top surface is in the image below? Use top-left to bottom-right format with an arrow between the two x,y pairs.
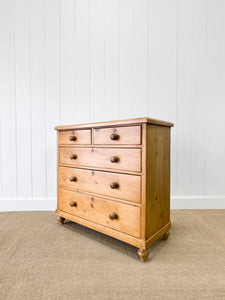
55,117 -> 174,131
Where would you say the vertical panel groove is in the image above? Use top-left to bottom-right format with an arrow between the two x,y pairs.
146,0 -> 149,116
203,0 -> 207,198
13,0 -> 18,197
132,0 -> 135,117
29,0 -> 33,199
74,0 -> 76,121
103,0 -> 106,119
175,0 -> 179,197
59,0 -> 61,125
44,0 -> 47,197
118,0 -> 120,118
88,0 -> 91,122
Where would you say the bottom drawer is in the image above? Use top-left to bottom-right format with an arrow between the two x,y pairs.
58,188 -> 141,238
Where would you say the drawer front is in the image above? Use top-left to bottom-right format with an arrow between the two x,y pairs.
58,188 -> 140,237
93,126 -> 141,145
59,147 -> 141,172
59,130 -> 91,145
58,166 -> 141,203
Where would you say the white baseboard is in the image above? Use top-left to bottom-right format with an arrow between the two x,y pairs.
0,198 -> 56,212
171,196 -> 225,209
0,196 -> 224,212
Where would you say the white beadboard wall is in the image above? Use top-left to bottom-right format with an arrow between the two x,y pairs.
0,0 -> 225,211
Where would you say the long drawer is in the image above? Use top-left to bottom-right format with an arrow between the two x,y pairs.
58,188 -> 141,237
58,166 -> 141,203
59,147 -> 141,172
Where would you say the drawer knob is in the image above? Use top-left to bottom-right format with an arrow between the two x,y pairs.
69,176 -> 77,182
109,212 -> 118,220
110,156 -> 119,163
110,133 -> 119,140
69,136 -> 77,141
70,154 -> 77,160
70,201 -> 77,207
110,182 -> 119,189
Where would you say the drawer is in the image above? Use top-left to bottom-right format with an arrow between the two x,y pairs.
59,147 -> 141,172
58,166 -> 141,203
59,129 -> 91,145
93,126 -> 141,145
58,188 -> 140,237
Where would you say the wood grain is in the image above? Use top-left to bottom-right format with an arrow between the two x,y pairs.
145,222 -> 171,250
58,166 -> 141,203
58,188 -> 141,237
56,118 -> 173,261
55,117 -> 174,130
137,248 -> 149,262
145,124 -> 171,238
59,129 -> 91,145
55,209 -> 145,248
59,147 -> 141,172
93,126 -> 141,145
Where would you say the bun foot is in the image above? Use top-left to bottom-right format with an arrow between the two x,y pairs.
137,249 -> 149,262
162,231 -> 170,241
58,216 -> 65,224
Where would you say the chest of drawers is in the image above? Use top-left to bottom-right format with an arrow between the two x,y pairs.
55,118 -> 173,262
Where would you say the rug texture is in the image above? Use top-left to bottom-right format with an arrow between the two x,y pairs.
0,210 -> 225,299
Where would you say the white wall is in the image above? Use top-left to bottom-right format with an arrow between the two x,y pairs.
0,0 -> 225,211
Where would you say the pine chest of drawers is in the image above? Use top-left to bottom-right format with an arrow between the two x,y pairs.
55,118 -> 174,262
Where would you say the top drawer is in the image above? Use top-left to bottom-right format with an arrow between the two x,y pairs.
93,126 -> 141,145
59,130 -> 91,145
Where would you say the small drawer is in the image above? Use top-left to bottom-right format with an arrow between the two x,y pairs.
59,129 -> 91,145
59,147 -> 141,172
58,188 -> 141,237
58,166 -> 141,203
93,126 -> 141,145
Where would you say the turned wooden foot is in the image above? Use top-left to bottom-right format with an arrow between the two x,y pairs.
137,249 -> 149,262
58,216 -> 65,224
162,231 -> 170,241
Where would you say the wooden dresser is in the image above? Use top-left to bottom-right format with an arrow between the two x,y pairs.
55,118 -> 174,262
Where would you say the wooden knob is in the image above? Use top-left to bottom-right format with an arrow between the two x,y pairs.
110,182 -> 119,189
109,212 -> 118,220
110,156 -> 119,163
69,136 -> 77,141
110,133 -> 119,140
69,176 -> 77,182
70,201 -> 77,207
70,154 -> 77,160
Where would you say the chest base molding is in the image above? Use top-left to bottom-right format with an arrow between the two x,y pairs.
56,209 -> 171,251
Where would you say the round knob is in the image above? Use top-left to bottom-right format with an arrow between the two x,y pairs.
110,133 -> 119,140
70,201 -> 77,207
70,154 -> 77,160
69,176 -> 77,182
69,136 -> 77,141
109,212 -> 118,220
110,156 -> 119,163
110,182 -> 119,189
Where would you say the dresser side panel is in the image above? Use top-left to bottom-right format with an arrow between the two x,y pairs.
145,124 -> 171,239
57,130 -> 60,210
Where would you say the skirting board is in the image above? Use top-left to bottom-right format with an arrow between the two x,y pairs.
0,196 -> 224,212
0,198 -> 56,212
171,196 -> 225,209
